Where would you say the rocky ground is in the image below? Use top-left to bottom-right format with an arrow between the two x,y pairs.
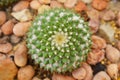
0,0 -> 120,80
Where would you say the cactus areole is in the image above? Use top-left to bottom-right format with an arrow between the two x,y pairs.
27,8 -> 91,73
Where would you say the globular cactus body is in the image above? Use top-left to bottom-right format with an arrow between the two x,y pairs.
27,8 -> 91,73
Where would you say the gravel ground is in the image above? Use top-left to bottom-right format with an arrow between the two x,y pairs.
0,0 -> 120,80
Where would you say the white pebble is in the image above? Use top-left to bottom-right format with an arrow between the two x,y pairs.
11,9 -> 32,22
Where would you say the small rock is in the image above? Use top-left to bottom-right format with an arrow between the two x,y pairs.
0,11 -> 6,25
11,9 -> 33,22
0,36 -> 9,44
117,62 -> 120,71
72,67 -> 86,80
0,42 -> 12,53
117,11 -> 120,27
74,1 -> 87,12
0,53 -> 6,61
38,5 -> 51,14
101,10 -> 115,21
32,77 -> 41,80
39,0 -> 51,4
117,41 -> 120,50
99,23 -> 116,43
52,73 -> 75,80
0,29 -> 2,37
18,65 -> 35,80
106,44 -> 120,63
88,19 -> 99,33
57,0 -> 66,3
82,63 -> 93,80
93,71 -> 111,80
30,0 -> 41,10
87,8 -> 100,20
44,78 -> 50,80
50,1 -> 63,8
92,0 -> 108,11
87,49 -> 105,65
13,1 -> 29,12
10,35 -> 21,44
64,0 -> 77,8
14,43 -> 27,67
13,21 -> 31,37
0,57 -> 18,80
81,0 -> 92,4
91,62 -> 106,75
1,20 -> 14,35
92,35 -> 106,49
118,11 -> 120,18
107,64 -> 118,79
117,18 -> 120,27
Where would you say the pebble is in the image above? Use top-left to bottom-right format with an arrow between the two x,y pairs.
18,65 -> 35,80
93,71 -> 111,80
50,1 -> 63,8
32,77 -> 41,80
0,57 -> 18,80
11,9 -> 33,22
117,41 -> 120,50
0,29 -> 2,37
117,62 -> 120,71
1,20 -> 14,35
57,0 -> 66,3
88,19 -> 99,33
81,0 -> 92,4
99,23 -> 116,43
64,0 -> 77,8
10,35 -> 21,44
0,36 -> 9,44
0,42 -> 12,53
74,1 -> 87,12
87,8 -> 100,20
0,53 -> 6,61
38,5 -> 51,14
82,63 -> 93,80
87,49 -> 105,65
106,44 -> 120,63
117,18 -> 120,27
91,62 -> 106,75
101,10 -> 115,21
92,35 -> 107,49
13,1 -> 29,12
117,11 -> 120,27
14,43 -> 27,67
52,73 -> 75,80
0,11 -> 6,25
72,67 -> 86,80
107,64 -> 118,79
39,0 -> 51,4
92,0 -> 108,11
30,0 -> 41,10
44,78 -> 50,80
13,21 -> 31,37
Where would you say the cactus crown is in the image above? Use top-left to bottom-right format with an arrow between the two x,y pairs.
27,8 -> 91,73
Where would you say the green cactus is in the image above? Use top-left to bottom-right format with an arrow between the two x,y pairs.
27,8 -> 91,73
0,0 -> 18,8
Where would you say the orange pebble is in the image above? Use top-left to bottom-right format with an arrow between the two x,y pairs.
75,1 -> 87,12
92,0 -> 108,11
92,35 -> 106,49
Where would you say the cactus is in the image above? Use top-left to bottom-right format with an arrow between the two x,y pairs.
0,0 -> 18,8
27,8 -> 91,73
